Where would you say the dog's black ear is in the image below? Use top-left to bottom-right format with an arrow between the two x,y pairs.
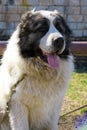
17,11 -> 47,58
18,11 -> 32,45
17,11 -> 36,58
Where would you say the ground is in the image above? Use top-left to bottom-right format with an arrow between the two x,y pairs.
59,116 -> 75,130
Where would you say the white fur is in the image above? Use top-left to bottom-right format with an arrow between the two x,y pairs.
0,10 -> 74,130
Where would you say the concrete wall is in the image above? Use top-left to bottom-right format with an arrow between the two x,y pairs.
0,0 -> 87,40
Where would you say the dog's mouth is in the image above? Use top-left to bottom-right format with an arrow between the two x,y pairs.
37,49 -> 59,69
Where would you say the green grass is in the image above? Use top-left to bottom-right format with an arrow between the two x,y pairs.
68,72 -> 87,100
62,72 -> 87,115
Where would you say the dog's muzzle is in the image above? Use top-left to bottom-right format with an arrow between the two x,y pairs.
40,32 -> 65,55
39,35 -> 65,69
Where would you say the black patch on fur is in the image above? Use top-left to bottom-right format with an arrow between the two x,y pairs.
53,15 -> 72,59
18,12 -> 50,58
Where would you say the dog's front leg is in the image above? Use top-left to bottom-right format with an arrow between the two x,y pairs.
9,101 -> 29,130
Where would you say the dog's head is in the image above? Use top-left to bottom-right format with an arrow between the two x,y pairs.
18,10 -> 72,69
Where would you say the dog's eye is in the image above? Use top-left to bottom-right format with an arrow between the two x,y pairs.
33,18 -> 49,34
54,20 -> 64,33
54,17 -> 65,33
39,24 -> 49,33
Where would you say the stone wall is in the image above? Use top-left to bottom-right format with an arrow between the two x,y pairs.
0,0 -> 87,40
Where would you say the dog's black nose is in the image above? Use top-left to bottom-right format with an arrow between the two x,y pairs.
52,37 -> 64,50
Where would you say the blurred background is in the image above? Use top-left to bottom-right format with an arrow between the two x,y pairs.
0,0 -> 87,41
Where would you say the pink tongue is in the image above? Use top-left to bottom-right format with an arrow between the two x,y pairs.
47,54 -> 59,69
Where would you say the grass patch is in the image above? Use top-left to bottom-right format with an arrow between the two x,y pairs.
61,72 -> 87,116
68,73 -> 87,101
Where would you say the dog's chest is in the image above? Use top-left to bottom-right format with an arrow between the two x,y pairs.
13,75 -> 63,111
15,76 -> 59,104
11,77 -> 61,126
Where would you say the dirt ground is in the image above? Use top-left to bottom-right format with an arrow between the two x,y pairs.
58,116 -> 76,130
58,97 -> 81,130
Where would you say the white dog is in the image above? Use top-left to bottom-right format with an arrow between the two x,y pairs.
0,10 -> 73,130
